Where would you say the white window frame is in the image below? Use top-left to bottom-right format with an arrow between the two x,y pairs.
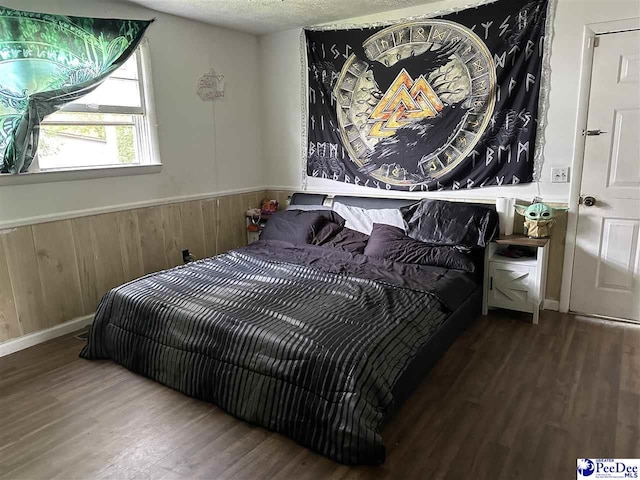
60,49 -> 147,117
0,40 -> 161,186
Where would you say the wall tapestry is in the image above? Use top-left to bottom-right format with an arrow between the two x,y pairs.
0,6 -> 152,173
304,0 -> 552,191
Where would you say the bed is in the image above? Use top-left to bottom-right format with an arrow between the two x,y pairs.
81,194 -> 496,465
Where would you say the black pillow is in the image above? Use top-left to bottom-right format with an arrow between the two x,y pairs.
364,224 -> 476,272
318,227 -> 369,254
400,199 -> 499,248
261,210 -> 330,244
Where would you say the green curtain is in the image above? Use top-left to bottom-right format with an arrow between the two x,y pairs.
0,6 -> 153,173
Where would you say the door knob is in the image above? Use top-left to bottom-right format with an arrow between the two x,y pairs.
580,195 -> 597,207
584,129 -> 607,136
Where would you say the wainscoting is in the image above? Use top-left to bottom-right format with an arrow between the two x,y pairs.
0,188 -> 566,350
0,190 -> 273,344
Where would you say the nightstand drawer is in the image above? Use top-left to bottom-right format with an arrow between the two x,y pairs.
488,263 -> 536,312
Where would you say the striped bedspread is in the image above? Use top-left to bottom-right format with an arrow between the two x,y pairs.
81,243 -> 462,464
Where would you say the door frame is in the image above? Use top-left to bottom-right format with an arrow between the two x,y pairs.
560,18 -> 640,313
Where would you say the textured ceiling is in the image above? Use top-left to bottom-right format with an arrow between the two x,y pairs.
119,0 -> 437,34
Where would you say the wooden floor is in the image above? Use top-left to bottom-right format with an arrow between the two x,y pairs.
0,311 -> 638,480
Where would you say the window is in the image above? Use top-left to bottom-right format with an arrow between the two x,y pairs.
33,45 -> 159,173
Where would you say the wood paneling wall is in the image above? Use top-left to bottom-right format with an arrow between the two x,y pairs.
0,188 -> 567,345
0,191 -> 265,343
264,190 -> 294,210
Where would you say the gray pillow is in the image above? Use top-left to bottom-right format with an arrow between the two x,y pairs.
286,205 -> 345,226
261,210 -> 330,244
318,227 -> 369,255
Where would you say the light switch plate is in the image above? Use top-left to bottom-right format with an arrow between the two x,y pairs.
551,167 -> 569,183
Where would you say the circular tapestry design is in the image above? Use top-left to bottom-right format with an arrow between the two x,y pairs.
334,19 -> 496,187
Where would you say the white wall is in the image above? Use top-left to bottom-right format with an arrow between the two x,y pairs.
3,0 -> 637,226
259,0 -> 640,202
0,0 -> 262,225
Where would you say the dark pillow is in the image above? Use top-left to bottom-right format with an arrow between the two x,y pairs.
400,199 -> 499,248
312,221 -> 343,245
260,210 -> 330,244
318,227 -> 369,254
364,224 -> 476,272
286,206 -> 346,227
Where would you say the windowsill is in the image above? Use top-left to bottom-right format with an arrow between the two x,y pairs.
0,163 -> 162,186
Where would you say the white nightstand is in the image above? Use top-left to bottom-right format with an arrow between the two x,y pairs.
482,234 -> 550,324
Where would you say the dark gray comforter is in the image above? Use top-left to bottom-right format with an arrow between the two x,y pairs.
81,241 -> 477,464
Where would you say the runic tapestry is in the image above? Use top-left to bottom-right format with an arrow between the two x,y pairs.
304,0 -> 552,191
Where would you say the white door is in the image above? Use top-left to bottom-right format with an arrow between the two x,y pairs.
571,30 -> 640,321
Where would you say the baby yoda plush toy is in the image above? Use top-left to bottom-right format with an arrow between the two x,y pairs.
514,202 -> 568,238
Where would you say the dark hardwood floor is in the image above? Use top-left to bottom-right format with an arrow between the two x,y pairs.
0,311 -> 638,480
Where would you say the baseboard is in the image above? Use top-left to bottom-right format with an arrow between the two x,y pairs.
544,298 -> 560,311
0,314 -> 94,358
